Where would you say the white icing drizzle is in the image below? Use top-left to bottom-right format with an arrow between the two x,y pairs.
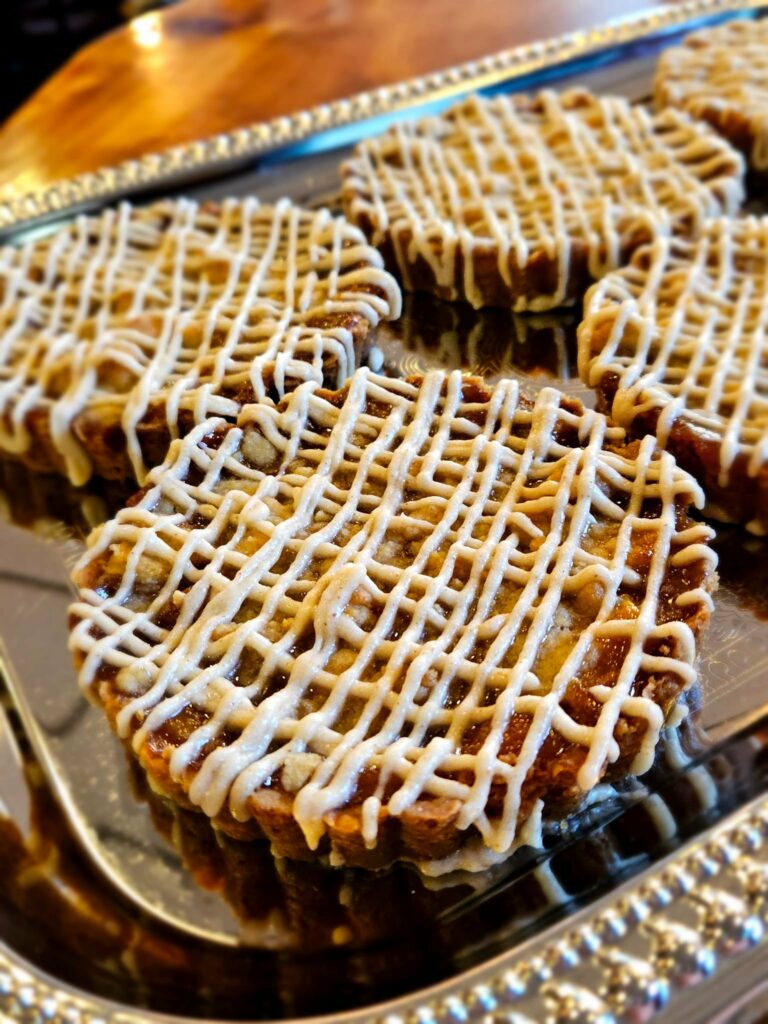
655,19 -> 768,171
578,217 -> 768,493
640,792 -> 678,844
665,697 -> 689,729
0,197 -> 401,485
69,368 -> 715,860
341,88 -> 744,312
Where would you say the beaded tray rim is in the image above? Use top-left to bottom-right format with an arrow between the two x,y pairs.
3,1 -> 768,1021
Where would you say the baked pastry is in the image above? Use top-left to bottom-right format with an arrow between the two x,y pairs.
0,197 -> 401,485
578,217 -> 768,533
69,369 -> 716,869
654,18 -> 768,178
340,88 -> 745,312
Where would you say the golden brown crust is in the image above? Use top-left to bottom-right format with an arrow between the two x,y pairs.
579,221 -> 768,533
72,558 -> 714,869
653,20 -> 768,183
351,218 -> 598,312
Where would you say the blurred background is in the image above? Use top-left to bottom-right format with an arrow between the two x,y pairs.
0,0 -> 674,199
1,0 -> 173,119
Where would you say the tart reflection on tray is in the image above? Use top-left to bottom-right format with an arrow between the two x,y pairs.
1,713 -> 766,1019
374,292 -> 579,384
132,724 -> 721,956
0,458 -> 129,539
711,527 -> 768,622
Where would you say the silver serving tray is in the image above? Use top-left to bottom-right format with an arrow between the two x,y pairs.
3,3 -> 768,1021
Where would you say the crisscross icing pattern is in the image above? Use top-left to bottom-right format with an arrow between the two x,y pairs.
579,217 -> 768,490
655,18 -> 768,171
341,88 -> 744,311
0,196 -> 401,485
69,369 -> 715,858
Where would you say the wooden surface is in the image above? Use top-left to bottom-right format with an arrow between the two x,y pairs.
0,0 -> 678,198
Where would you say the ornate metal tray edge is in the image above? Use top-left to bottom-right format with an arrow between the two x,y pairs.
0,0 -> 765,232
2,2 -> 768,1021
2,785 -> 768,1023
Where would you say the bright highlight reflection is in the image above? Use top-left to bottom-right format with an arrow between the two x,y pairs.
130,11 -> 163,50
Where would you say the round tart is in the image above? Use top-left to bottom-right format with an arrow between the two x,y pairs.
578,216 -> 768,534
340,87 -> 744,312
0,197 -> 401,486
654,18 -> 768,177
69,369 -> 716,870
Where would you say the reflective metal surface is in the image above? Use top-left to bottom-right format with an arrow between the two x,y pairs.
0,693 -> 29,834
1,3 -> 768,1022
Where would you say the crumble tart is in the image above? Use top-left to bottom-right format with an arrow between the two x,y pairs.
654,18 -> 768,178
578,217 -> 768,533
0,196 -> 401,486
340,88 -> 744,312
69,369 -> 716,869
